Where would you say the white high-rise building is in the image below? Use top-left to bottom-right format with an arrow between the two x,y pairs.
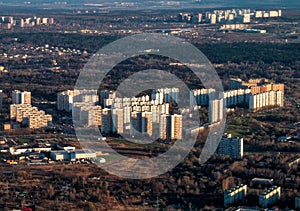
208,98 -> 224,123
160,103 -> 170,115
210,14 -> 217,24
123,106 -> 131,124
243,14 -> 251,23
0,90 -> 2,108
198,13 -> 202,23
249,90 -> 284,110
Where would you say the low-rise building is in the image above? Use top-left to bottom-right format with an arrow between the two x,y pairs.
250,178 -> 273,188
50,150 -> 70,161
224,184 -> 247,207
70,150 -> 96,160
259,186 -> 281,208
50,150 -> 96,161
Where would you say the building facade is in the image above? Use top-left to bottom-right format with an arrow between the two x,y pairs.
12,90 -> 31,104
216,134 -> 244,158
259,186 -> 281,208
224,184 -> 247,207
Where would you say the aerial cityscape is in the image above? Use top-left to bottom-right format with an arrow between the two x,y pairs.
0,0 -> 299,210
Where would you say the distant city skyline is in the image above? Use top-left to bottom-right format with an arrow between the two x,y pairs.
0,0 -> 298,14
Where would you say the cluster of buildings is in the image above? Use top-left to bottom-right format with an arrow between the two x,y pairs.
58,88 -> 183,140
219,24 -> 267,34
0,16 -> 55,29
190,78 -> 284,115
224,184 -> 281,208
57,78 -> 283,142
9,90 -> 52,129
178,9 -> 282,25
57,90 -> 99,112
12,90 -> 31,105
230,78 -> 284,110
0,140 -> 104,164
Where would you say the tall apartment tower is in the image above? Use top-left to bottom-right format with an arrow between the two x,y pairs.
57,90 -> 75,112
142,112 -> 153,137
123,106 -> 131,124
80,106 -> 102,127
130,111 -> 142,136
243,14 -> 251,23
216,134 -> 244,158
12,90 -> 31,105
20,18 -> 25,27
99,90 -> 115,108
198,13 -> 202,23
159,114 -> 171,140
101,108 -> 112,135
210,14 -> 217,24
0,90 -> 2,109
208,98 -> 224,123
171,114 -> 182,140
112,108 -> 124,134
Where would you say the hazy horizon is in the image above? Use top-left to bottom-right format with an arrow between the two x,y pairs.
0,0 -> 299,13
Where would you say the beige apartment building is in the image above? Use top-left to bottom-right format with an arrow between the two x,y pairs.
10,104 -> 52,129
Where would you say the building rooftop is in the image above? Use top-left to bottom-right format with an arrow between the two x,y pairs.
260,186 -> 279,196
225,184 -> 246,194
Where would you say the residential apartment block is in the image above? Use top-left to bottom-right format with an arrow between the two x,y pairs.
0,90 -> 2,108
224,184 -> 247,207
216,134 -> 244,158
12,90 -> 31,105
10,104 -> 52,129
259,186 -> 281,208
57,90 -> 98,112
191,78 -> 284,114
